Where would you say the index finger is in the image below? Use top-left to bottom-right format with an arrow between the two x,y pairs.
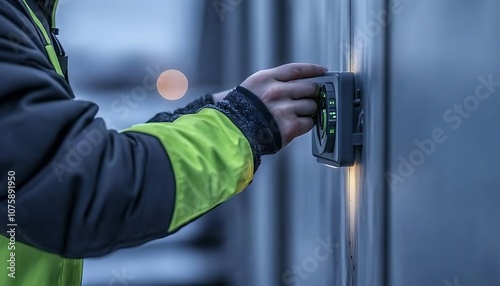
270,63 -> 327,82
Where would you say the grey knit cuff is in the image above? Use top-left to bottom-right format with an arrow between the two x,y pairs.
147,94 -> 214,123
205,86 -> 282,172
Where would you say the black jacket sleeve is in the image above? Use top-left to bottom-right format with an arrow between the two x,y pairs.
0,1 -> 173,258
147,94 -> 214,123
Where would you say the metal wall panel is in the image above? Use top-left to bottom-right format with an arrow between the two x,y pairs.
387,1 -> 500,285
351,0 -> 389,285
222,2 -> 289,285
286,0 -> 391,285
284,1 -> 352,286
195,1 -> 500,286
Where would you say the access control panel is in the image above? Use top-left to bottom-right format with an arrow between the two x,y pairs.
309,72 -> 363,167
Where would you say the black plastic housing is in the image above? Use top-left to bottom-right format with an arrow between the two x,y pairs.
309,72 -> 358,167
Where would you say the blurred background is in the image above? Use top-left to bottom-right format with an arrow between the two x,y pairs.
56,0 -> 500,286
57,1 -> 341,285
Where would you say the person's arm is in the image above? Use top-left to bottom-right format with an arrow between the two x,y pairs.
0,3 -> 323,259
147,89 -> 231,123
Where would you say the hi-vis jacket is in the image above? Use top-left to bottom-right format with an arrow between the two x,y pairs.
0,0 -> 281,285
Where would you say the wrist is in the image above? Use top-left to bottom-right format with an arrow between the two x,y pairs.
204,87 -> 282,172
211,89 -> 232,103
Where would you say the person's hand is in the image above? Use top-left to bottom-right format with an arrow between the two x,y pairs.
240,63 -> 327,147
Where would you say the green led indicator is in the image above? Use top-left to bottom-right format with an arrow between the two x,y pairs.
329,128 -> 335,134
329,101 -> 335,105
322,110 -> 327,132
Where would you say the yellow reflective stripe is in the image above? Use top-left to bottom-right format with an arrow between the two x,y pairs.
52,0 -> 60,29
20,0 -> 51,44
20,0 -> 64,77
0,236 -> 83,286
45,44 -> 64,77
123,109 -> 254,231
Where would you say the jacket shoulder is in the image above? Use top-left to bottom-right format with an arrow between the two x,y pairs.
0,0 -> 47,57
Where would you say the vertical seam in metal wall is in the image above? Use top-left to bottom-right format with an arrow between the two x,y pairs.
345,1 -> 360,286
348,0 -> 353,72
349,0 -> 357,284
347,0 -> 357,284
276,1 -> 290,284
382,0 -> 391,285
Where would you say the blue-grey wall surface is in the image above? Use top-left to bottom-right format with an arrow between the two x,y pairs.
388,1 -> 500,285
